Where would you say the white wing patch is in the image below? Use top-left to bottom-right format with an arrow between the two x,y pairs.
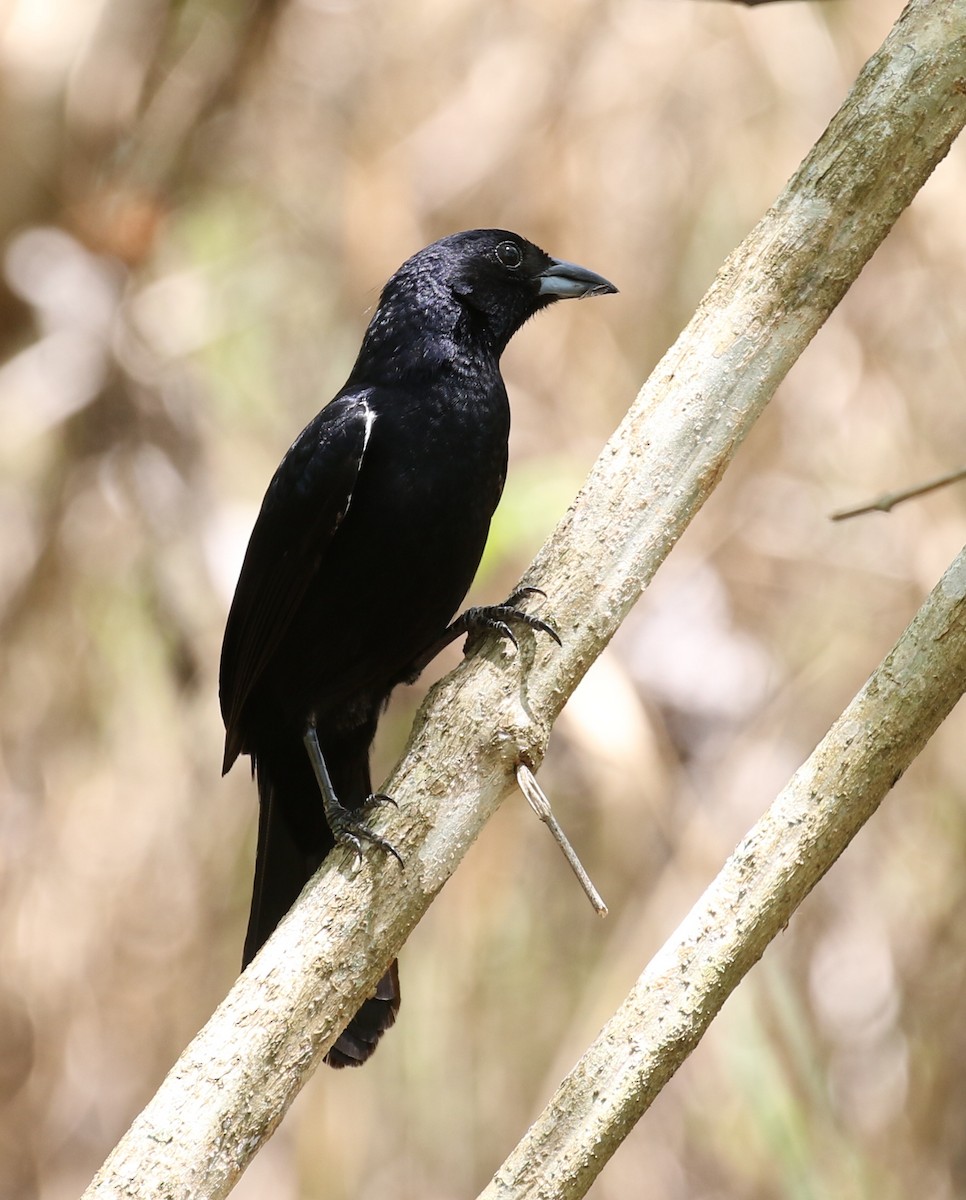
336,397 -> 375,528
360,397 -> 376,452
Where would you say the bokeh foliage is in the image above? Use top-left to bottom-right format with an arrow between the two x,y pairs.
1,1 -> 965,1197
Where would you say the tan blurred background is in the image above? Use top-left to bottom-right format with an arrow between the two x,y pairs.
1,0 -> 965,1196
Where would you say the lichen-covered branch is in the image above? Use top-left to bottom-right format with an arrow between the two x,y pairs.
82,1 -> 966,1197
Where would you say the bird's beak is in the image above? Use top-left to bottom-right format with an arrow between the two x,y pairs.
536,257 -> 618,299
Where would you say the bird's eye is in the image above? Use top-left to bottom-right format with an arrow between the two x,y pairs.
495,240 -> 523,270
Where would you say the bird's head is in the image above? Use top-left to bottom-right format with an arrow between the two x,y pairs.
436,229 -> 617,353
358,230 -> 617,372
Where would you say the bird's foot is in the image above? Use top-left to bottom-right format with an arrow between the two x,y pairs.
462,587 -> 562,653
303,723 -> 404,868
327,793 -> 404,869
394,588 -> 561,685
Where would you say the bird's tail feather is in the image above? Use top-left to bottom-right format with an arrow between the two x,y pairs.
244,738 -> 400,1068
325,957 -> 401,1068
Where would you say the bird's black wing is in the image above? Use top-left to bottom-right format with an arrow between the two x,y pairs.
219,392 -> 375,771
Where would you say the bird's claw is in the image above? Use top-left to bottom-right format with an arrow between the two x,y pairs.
463,587 -> 562,652
365,792 -> 398,811
329,795 -> 404,869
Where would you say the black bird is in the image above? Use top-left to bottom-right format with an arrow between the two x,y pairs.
220,229 -> 616,1066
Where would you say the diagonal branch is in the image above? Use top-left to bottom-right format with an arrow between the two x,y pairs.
82,1 -> 966,1197
481,540 -> 966,1199
831,465 -> 966,519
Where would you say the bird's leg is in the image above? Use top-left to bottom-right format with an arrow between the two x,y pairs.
302,723 -> 404,867
399,587 -> 561,683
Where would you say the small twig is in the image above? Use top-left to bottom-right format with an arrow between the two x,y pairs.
735,0 -> 834,6
720,0 -> 833,5
516,765 -> 608,917
831,466 -> 966,521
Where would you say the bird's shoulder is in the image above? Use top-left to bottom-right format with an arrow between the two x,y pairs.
262,390 -> 376,510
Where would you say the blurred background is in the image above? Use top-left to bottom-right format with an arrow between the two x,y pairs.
1,0 -> 964,1196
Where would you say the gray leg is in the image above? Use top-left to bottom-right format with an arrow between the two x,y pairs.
302,723 -> 403,867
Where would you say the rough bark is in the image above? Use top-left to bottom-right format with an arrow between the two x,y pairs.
82,1 -> 966,1196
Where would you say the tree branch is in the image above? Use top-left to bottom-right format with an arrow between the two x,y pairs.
831,465 -> 966,519
82,1 -> 966,1196
481,539 -> 966,1199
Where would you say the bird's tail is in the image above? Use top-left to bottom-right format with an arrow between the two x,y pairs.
244,738 -> 400,1068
